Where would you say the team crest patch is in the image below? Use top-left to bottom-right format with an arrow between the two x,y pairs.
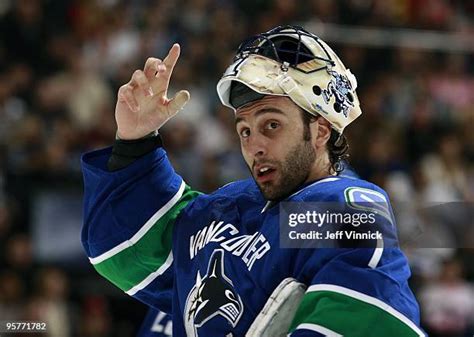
321,70 -> 354,118
184,249 -> 244,336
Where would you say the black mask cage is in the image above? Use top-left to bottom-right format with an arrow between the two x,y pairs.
234,25 -> 336,74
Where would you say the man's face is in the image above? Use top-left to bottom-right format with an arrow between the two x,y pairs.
235,96 -> 316,201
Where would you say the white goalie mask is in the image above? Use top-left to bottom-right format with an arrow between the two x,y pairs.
216,25 -> 362,134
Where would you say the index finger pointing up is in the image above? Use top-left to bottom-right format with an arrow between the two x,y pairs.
163,43 -> 181,72
151,43 -> 181,96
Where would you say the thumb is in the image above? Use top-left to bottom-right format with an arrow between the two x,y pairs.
166,90 -> 190,117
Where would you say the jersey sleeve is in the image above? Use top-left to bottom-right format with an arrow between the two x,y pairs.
287,188 -> 425,337
288,248 -> 424,337
81,146 -> 200,312
137,307 -> 173,337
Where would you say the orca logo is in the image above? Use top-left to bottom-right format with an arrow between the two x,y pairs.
184,249 -> 244,336
322,70 -> 354,118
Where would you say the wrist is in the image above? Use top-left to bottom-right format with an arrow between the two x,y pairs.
107,133 -> 163,171
116,129 -> 159,141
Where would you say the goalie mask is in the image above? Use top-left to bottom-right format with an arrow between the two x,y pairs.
216,25 -> 362,133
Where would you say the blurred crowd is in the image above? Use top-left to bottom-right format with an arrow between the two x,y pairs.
0,0 -> 472,336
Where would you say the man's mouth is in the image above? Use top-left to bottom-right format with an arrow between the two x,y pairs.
254,165 -> 277,183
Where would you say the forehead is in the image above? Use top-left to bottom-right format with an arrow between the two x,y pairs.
235,96 -> 299,120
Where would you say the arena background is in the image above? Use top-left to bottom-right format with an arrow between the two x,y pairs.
0,0 -> 472,336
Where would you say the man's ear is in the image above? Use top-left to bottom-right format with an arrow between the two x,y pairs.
313,117 -> 331,149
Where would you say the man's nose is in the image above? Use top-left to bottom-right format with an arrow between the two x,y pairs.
247,133 -> 268,158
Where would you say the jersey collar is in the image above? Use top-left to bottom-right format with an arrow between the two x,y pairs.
260,176 -> 340,213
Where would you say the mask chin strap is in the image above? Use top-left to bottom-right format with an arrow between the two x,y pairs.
276,71 -> 315,115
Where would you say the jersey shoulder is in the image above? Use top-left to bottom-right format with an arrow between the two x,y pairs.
189,178 -> 265,211
292,176 -> 390,204
291,176 -> 396,231
214,178 -> 261,198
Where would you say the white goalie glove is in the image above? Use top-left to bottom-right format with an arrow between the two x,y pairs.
246,278 -> 307,337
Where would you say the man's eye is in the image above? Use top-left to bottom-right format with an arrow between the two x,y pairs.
266,122 -> 280,130
240,128 -> 250,138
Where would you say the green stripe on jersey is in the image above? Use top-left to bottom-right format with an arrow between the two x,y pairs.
93,185 -> 199,292
289,289 -> 421,337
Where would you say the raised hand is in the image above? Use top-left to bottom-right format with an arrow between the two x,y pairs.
115,44 -> 190,140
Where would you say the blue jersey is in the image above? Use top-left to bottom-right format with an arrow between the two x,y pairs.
138,308 -> 172,337
81,147 -> 424,337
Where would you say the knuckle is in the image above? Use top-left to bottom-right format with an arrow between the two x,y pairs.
137,72 -> 147,83
118,84 -> 129,94
133,69 -> 142,77
120,88 -> 133,99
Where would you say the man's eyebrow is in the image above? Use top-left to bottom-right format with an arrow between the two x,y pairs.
235,107 -> 285,126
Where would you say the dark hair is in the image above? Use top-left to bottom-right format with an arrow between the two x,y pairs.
300,111 -> 349,174
327,129 -> 349,174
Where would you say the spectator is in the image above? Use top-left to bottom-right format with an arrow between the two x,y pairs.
420,258 -> 474,337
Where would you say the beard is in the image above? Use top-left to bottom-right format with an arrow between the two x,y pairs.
253,139 -> 316,201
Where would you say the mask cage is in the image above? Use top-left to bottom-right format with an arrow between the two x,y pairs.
234,25 -> 336,74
